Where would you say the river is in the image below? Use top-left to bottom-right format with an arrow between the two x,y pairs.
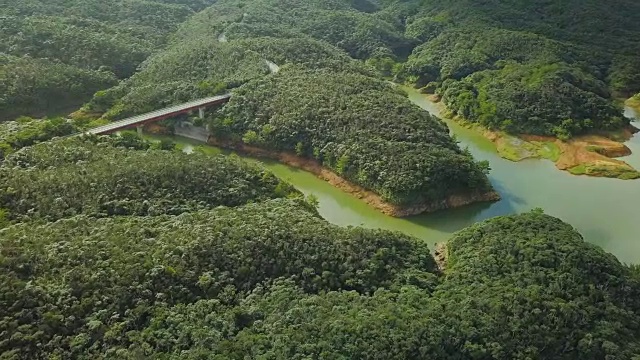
148,89 -> 640,264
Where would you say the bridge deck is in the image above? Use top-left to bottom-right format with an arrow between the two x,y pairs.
86,94 -> 231,135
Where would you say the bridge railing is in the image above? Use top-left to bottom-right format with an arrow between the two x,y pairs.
84,94 -> 231,135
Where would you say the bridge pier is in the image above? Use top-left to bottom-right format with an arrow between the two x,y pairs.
136,125 -> 143,135
84,94 -> 230,136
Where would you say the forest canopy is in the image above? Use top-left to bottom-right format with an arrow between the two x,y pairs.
2,1 -> 640,358
0,136 -> 299,223
216,67 -> 493,207
0,0 -> 217,119
2,197 -> 639,358
3,0 -> 640,136
398,0 -> 640,136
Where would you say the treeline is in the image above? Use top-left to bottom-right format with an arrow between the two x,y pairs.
0,0 -> 217,119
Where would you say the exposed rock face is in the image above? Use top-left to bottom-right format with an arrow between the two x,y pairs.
592,143 -> 631,158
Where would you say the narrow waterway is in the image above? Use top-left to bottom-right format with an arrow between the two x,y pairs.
148,91 -> 640,263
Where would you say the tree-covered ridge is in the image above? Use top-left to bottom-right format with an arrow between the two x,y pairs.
436,212 -> 640,358
0,55 -> 117,120
139,213 -> 640,359
87,35 -> 369,119
217,67 -> 492,207
87,0 -> 408,116
87,39 -> 269,119
89,0 -> 640,140
173,0 -> 412,59
0,0 -> 217,119
4,207 -> 638,359
437,62 -> 626,138
0,199 -> 437,359
398,0 -> 640,137
0,116 -> 78,159
0,136 -> 299,222
5,0 -> 640,136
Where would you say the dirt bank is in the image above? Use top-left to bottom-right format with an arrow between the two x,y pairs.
482,129 -> 640,180
434,242 -> 448,271
443,113 -> 639,180
515,127 -> 639,179
207,136 -> 500,217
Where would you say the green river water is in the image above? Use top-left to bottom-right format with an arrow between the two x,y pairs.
148,89 -> 640,263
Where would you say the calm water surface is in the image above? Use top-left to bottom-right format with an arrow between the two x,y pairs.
150,91 -> 640,263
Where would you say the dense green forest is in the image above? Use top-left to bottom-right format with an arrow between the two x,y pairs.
3,1 -> 640,358
0,129 -> 637,358
0,0 -> 217,119
87,0 -> 640,138
217,67 -> 492,207
3,0 -> 640,134
82,0 -> 496,209
0,136 -> 298,223
2,185 -> 639,358
398,0 -> 640,136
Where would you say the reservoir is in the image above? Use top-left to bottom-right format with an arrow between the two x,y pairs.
149,89 -> 640,264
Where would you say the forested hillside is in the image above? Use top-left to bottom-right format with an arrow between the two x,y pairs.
399,0 -> 640,137
3,0 -> 639,134
217,67 -> 493,208
89,0 -> 640,138
0,0 -> 217,119
2,191 -> 639,358
2,2 -> 640,357
0,136 -> 298,223
82,0 -> 499,212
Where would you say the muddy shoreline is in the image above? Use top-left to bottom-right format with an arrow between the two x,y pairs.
206,136 -> 500,217
424,95 -> 640,179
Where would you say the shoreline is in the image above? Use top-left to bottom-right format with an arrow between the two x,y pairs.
423,94 -> 640,180
625,97 -> 640,115
206,136 -> 500,217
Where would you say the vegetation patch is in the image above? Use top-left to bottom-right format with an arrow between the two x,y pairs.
0,0 -> 216,120
3,206 -> 639,358
626,94 -> 640,113
536,141 -> 562,162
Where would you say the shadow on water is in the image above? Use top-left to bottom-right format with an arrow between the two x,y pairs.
404,174 -> 525,234
405,201 -> 492,233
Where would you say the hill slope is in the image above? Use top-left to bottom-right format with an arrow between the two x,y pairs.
2,201 -> 638,358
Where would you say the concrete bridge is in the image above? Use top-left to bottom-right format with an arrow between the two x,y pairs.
86,94 -> 231,135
